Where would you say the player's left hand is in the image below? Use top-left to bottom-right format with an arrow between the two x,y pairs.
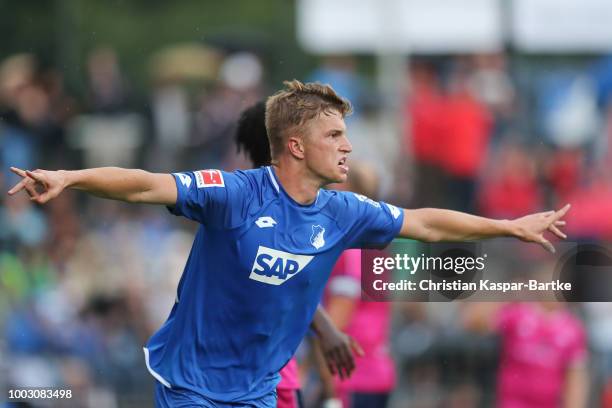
7,167 -> 67,204
319,329 -> 364,379
511,204 -> 570,253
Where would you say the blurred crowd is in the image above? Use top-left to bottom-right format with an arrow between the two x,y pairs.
1,44 -> 612,407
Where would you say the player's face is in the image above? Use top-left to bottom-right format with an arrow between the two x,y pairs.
302,110 -> 352,184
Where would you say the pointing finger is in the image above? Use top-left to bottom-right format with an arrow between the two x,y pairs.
9,166 -> 27,178
553,204 -> 571,221
548,224 -> 567,240
25,170 -> 44,183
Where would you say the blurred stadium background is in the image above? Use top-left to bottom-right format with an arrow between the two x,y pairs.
2,0 -> 612,407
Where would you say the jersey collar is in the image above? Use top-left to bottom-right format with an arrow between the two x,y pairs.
266,166 -> 321,207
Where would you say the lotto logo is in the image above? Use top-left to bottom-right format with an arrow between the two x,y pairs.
175,173 -> 192,188
249,246 -> 313,285
386,203 -> 401,219
196,169 -> 225,188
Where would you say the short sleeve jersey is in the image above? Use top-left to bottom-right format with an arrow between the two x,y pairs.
144,167 -> 404,403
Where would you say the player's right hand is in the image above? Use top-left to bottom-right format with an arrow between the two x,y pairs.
320,331 -> 364,380
7,167 -> 66,204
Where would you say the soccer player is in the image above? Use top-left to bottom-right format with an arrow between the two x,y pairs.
235,100 -> 363,408
8,80 -> 570,407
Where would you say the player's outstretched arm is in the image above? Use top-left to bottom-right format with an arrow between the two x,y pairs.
7,166 -> 177,206
400,204 -> 570,253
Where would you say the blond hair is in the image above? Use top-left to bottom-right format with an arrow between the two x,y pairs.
265,79 -> 352,160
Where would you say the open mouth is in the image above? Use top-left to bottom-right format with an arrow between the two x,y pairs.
338,157 -> 349,173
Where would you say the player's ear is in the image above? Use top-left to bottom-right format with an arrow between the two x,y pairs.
287,135 -> 305,160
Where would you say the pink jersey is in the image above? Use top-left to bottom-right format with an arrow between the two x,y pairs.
277,357 -> 300,390
496,303 -> 586,408
325,249 -> 395,393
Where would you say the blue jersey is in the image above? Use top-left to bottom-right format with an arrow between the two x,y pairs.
144,166 -> 403,403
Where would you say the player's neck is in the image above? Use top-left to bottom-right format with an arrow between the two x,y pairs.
272,161 -> 321,205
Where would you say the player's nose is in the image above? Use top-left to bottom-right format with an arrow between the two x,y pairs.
340,135 -> 352,154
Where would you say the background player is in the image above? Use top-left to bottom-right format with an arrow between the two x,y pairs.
8,80 -> 570,407
463,300 -> 588,408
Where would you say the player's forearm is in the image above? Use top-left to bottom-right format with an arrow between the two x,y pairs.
62,167 -> 159,202
311,305 -> 335,337
407,208 -> 516,242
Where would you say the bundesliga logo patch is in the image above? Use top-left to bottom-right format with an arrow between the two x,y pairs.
196,169 -> 225,188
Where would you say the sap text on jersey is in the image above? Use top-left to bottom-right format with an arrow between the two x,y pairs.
249,246 -> 314,285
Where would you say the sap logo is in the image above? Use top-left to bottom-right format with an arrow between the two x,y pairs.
386,203 -> 401,219
175,173 -> 192,188
255,216 -> 277,228
250,246 -> 313,285
310,225 -> 325,249
354,193 -> 381,208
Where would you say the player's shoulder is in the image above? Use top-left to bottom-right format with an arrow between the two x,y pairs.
319,189 -> 357,204
212,167 -> 268,191
318,190 -> 368,226
225,167 -> 283,209
321,189 -> 382,211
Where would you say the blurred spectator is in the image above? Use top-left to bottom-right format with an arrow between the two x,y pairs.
468,53 -> 517,142
464,302 -> 589,408
308,56 -> 368,120
86,47 -> 129,113
545,148 -> 585,203
191,52 -> 264,170
536,70 -> 599,150
439,61 -> 492,213
563,165 -> 612,240
0,191 -> 48,250
403,59 -> 448,209
0,55 -> 38,185
478,143 -> 544,218
147,43 -> 222,171
590,54 -> 612,111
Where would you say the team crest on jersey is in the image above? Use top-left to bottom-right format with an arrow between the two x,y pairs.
310,225 -> 326,249
250,246 -> 314,285
195,169 -> 225,188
